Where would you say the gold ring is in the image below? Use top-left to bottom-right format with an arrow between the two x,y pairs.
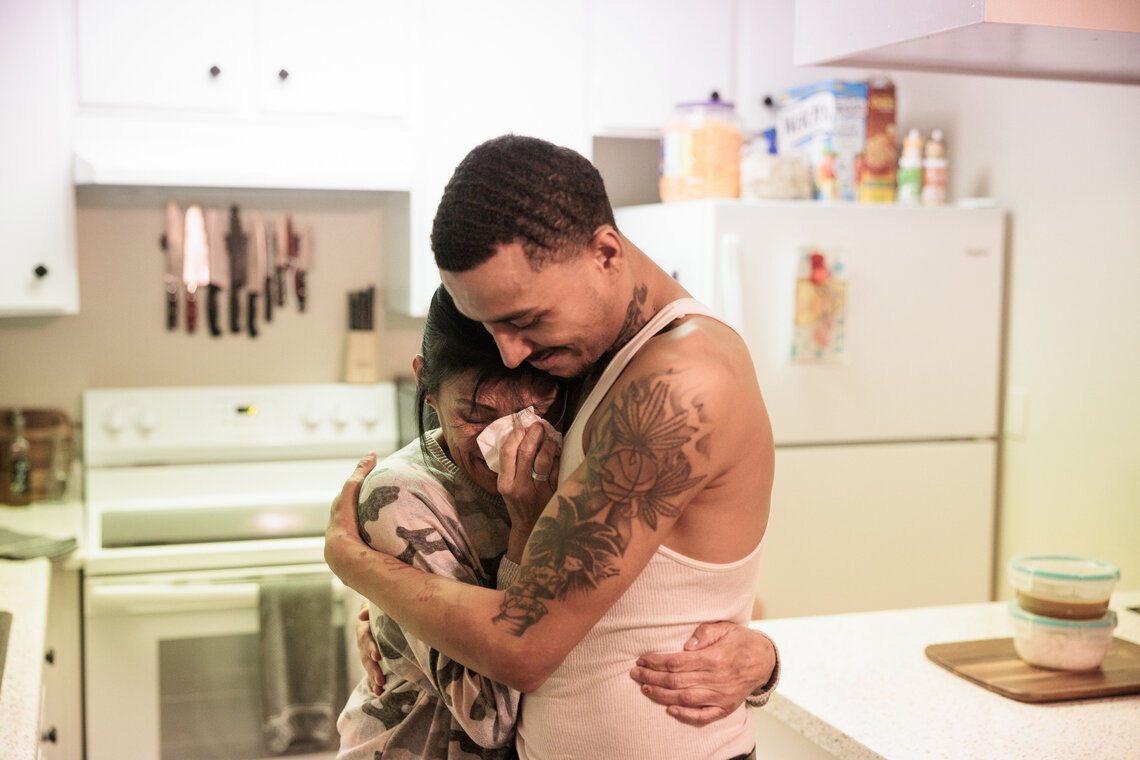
531,470 -> 549,482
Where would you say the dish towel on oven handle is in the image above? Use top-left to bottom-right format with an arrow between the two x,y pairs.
258,578 -> 337,755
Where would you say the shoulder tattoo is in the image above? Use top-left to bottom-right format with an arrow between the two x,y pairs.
494,372 -> 706,635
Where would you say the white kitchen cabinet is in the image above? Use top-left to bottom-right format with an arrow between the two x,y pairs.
77,0 -> 411,119
76,0 -> 249,113
586,0 -> 738,137
73,0 -> 415,189
39,566 -> 83,760
0,0 -> 79,317
387,0 -> 591,316
794,0 -> 1140,85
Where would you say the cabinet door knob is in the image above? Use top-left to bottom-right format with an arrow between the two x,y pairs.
34,264 -> 49,278
42,727 -> 58,743
209,65 -> 222,78
44,648 -> 55,664
278,68 -> 289,80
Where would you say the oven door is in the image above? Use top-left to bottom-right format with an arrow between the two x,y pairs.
84,564 -> 364,760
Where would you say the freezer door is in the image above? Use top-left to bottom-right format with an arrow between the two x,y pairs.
754,441 -> 996,619
615,201 -> 1006,444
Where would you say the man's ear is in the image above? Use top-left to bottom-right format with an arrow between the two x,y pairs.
589,225 -> 624,274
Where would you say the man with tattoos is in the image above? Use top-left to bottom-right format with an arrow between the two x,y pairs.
327,135 -> 777,759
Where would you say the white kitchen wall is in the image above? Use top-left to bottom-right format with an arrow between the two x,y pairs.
736,0 -> 1140,594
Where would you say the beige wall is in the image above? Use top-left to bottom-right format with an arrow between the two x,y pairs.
0,187 -> 425,422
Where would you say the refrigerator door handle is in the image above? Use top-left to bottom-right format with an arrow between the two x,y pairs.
715,233 -> 743,331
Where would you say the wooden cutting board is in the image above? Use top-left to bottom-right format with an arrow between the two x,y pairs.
925,637 -> 1140,703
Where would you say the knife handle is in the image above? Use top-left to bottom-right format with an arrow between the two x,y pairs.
248,292 -> 258,338
296,270 -> 307,313
265,277 -> 273,322
229,289 -> 241,333
165,285 -> 178,330
207,285 -> 221,337
186,290 -> 198,333
275,269 -> 285,307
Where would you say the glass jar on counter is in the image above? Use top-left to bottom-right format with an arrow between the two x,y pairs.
659,92 -> 742,203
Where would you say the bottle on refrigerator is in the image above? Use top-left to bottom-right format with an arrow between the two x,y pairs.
896,128 -> 924,205
921,128 -> 948,206
7,408 -> 32,505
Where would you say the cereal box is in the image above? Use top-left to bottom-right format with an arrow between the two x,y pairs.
775,80 -> 868,201
858,78 -> 898,203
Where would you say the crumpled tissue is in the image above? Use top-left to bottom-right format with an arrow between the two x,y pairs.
476,406 -> 563,474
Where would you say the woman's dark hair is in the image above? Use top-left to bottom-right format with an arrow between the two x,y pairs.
431,134 -> 616,273
416,285 -> 559,443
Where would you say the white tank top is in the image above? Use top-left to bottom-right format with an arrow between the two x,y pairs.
516,299 -> 761,760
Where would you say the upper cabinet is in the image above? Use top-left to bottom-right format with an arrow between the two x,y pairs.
0,0 -> 79,316
794,0 -> 1140,85
73,0 -> 415,189
587,0 -> 739,137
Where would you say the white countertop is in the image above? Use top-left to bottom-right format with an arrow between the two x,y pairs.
0,500 -> 85,760
0,557 -> 51,760
750,590 -> 1140,760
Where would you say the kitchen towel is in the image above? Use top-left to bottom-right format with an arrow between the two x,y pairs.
0,526 -> 77,560
258,578 -> 337,755
476,406 -> 563,474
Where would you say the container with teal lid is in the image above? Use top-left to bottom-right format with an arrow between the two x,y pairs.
1008,554 -> 1120,620
1008,602 -> 1117,671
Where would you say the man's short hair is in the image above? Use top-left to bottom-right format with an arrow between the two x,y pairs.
431,134 -> 617,273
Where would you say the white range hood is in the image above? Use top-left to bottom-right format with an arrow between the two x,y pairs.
794,0 -> 1140,85
73,114 -> 414,190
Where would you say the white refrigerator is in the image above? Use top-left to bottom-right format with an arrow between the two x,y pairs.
614,200 -> 1005,618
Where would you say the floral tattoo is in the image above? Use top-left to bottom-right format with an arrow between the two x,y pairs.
494,373 -> 705,635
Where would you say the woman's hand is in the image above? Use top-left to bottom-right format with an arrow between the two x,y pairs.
496,422 -> 561,561
355,600 -> 386,695
628,621 -> 778,726
324,452 -> 378,587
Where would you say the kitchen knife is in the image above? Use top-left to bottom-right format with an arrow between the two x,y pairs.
274,217 -> 288,308
163,202 -> 183,330
295,225 -> 311,312
182,206 -> 210,333
205,208 -> 230,338
263,221 -> 274,323
226,206 -> 248,334
247,213 -> 267,338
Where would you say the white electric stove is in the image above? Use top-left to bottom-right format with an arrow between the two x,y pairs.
81,383 -> 399,760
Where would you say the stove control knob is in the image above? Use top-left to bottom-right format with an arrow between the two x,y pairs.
302,404 -> 322,429
136,408 -> 157,434
103,408 -> 126,435
360,405 -> 379,428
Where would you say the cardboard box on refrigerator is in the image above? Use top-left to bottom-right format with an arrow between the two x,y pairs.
858,78 -> 898,203
775,80 -> 868,201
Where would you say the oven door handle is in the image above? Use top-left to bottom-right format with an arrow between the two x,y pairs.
86,577 -> 349,616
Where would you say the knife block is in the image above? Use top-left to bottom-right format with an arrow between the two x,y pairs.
343,330 -> 380,384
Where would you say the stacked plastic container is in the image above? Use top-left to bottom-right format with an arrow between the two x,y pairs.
1007,554 -> 1121,671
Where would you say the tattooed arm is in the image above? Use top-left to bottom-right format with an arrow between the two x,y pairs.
328,335 -> 769,692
